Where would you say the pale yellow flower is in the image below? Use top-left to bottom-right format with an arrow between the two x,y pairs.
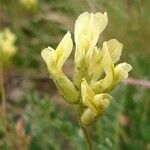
74,12 -> 108,88
81,79 -> 112,125
41,32 -> 79,103
91,40 -> 132,93
0,28 -> 17,64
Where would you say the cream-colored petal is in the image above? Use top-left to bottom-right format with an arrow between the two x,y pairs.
102,42 -> 114,75
74,35 -> 89,65
91,41 -> 117,93
91,41 -> 132,93
41,46 -> 57,75
90,39 -> 122,80
81,108 -> 97,125
74,12 -> 89,46
41,32 -> 72,71
81,79 -> 97,113
100,42 -> 115,89
114,62 -> 132,84
74,12 -> 108,65
56,31 -> 73,69
41,47 -> 56,65
88,47 -> 103,81
74,12 -> 90,66
92,61 -> 132,93
41,46 -> 79,104
93,94 -> 112,108
74,12 -> 107,48
89,12 -> 108,47
107,39 -> 123,63
86,12 -> 108,61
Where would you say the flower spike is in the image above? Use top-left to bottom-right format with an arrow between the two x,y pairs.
41,11 -> 132,126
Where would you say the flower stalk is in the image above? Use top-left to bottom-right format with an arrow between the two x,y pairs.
0,28 -> 17,148
0,66 -> 7,131
0,66 -> 10,147
41,11 -> 132,147
77,105 -> 93,150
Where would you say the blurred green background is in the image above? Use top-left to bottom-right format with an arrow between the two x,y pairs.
0,0 -> 150,149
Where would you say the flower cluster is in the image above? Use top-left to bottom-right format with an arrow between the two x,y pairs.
0,28 -> 17,66
41,12 -> 132,125
20,0 -> 38,10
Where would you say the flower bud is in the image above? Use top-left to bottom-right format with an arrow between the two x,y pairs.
81,79 -> 112,125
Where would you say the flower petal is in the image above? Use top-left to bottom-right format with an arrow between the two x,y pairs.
56,31 -> 73,69
74,12 -> 108,47
89,12 -> 108,47
106,39 -> 123,63
86,12 -> 108,61
93,94 -> 112,108
81,79 -> 97,113
41,47 -> 57,74
100,42 -> 115,90
74,12 -> 90,46
41,47 -> 55,63
88,47 -> 103,81
74,12 -> 108,64
74,35 -> 89,65
114,62 -> 132,84
81,108 -> 97,125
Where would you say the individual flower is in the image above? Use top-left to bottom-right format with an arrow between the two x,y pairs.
41,32 -> 79,103
81,79 -> 112,125
0,28 -> 17,65
73,12 -> 108,88
91,40 -> 132,94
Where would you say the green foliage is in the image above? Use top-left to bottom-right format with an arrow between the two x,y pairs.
23,92 -> 87,150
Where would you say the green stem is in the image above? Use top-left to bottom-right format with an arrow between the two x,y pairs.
0,66 -> 8,139
77,105 -> 93,150
0,65 -> 17,149
96,121 -> 104,144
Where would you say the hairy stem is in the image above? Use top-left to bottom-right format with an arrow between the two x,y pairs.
77,105 -> 93,150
